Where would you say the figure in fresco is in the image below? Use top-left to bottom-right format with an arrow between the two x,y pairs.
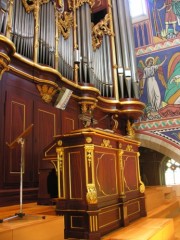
158,0 -> 179,38
164,53 -> 180,104
138,56 -> 167,120
157,52 -> 180,118
172,0 -> 180,25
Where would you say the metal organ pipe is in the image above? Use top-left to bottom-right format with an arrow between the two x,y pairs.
1,0 -> 140,100
11,0 -> 34,60
111,0 -> 124,98
116,0 -> 132,98
124,0 -> 139,98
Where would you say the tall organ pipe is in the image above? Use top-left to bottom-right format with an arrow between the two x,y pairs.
107,0 -> 119,100
124,0 -> 139,98
80,5 -> 88,82
85,3 -> 93,83
116,0 -> 131,98
112,0 -> 124,98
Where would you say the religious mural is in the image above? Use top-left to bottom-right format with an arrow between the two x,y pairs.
133,0 -> 180,151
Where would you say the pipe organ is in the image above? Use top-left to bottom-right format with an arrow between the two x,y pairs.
0,0 -> 141,100
0,1 -> 146,239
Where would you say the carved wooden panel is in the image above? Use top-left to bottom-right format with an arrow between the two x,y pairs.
68,150 -> 83,199
95,151 -> 118,197
123,154 -> 138,193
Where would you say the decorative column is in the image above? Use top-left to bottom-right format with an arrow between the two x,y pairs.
33,0 -> 40,63
118,148 -> 125,197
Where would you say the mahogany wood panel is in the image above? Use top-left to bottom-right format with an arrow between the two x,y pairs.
3,88 -> 33,187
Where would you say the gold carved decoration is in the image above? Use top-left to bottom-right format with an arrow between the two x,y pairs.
126,120 -> 135,139
22,0 -> 50,13
85,145 -> 94,168
125,144 -> 134,152
36,84 -> 57,103
86,184 -> 97,204
137,152 -> 145,193
58,11 -> 73,39
68,0 -> 95,9
79,101 -> 97,127
101,139 -> 112,148
57,140 -> 63,146
56,146 -> 65,198
111,114 -> 119,132
86,137 -> 92,144
118,149 -> 125,196
0,53 -> 10,80
92,13 -> 113,50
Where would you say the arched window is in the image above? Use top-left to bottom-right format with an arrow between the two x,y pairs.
129,0 -> 148,23
165,159 -> 180,185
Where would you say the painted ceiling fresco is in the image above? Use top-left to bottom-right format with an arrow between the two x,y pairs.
133,0 -> 180,152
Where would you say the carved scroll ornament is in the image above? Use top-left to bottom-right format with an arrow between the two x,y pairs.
22,0 -> 50,13
68,0 -> 95,9
92,13 -> 112,50
58,11 -> 73,39
36,84 -> 57,103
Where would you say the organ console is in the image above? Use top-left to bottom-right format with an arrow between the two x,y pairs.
42,128 -> 146,239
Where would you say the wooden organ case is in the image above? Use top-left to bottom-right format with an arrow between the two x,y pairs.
43,128 -> 146,239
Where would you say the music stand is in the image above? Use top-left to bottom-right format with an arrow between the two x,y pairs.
0,124 -> 45,223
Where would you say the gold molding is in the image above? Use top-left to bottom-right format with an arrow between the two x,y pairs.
89,215 -> 98,232
137,152 -> 145,193
118,149 -> 125,196
56,146 -> 65,198
0,53 -> 10,80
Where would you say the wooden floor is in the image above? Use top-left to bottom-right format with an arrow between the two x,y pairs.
0,186 -> 180,240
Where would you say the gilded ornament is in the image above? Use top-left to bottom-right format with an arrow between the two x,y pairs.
92,13 -> 112,50
111,114 -> 119,132
0,53 -> 10,79
86,184 -> 97,204
36,84 -> 57,103
139,183 -> 145,193
58,11 -> 73,39
57,140 -> 63,146
101,139 -> 112,148
126,144 -> 133,152
86,137 -> 92,143
68,0 -> 95,9
22,0 -> 50,13
126,120 -> 135,138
